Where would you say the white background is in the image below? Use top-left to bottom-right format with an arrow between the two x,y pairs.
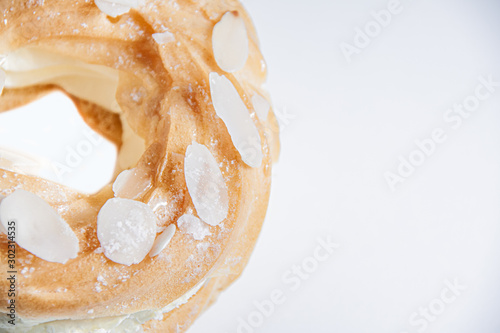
190,0 -> 500,332
1,0 -> 500,332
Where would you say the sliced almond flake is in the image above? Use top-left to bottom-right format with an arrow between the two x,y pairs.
177,214 -> 211,241
97,198 -> 157,266
113,168 -> 151,200
0,189 -> 79,264
149,224 -> 176,257
209,73 -> 263,168
252,93 -> 271,121
212,11 -> 249,73
184,142 -> 228,226
94,0 -> 143,18
153,31 -> 175,44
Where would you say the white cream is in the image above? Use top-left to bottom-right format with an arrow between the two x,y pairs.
3,279 -> 208,332
0,147 -> 47,177
1,47 -> 121,113
0,46 -> 146,176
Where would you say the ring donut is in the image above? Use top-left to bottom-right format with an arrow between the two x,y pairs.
0,0 -> 280,331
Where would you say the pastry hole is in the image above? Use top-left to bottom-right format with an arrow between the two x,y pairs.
0,91 -> 117,194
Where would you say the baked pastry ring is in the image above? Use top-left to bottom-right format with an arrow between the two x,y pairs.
0,0 -> 279,331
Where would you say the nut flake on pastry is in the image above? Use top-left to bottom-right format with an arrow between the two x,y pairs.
94,0 -> 144,18
97,198 -> 157,266
184,142 -> 229,226
209,72 -> 263,168
212,11 -> 250,73
0,189 -> 79,264
112,167 -> 152,199
149,223 -> 176,257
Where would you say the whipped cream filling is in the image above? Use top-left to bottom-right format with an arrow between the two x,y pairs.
1,47 -> 121,113
1,279 -> 207,332
0,46 -> 145,170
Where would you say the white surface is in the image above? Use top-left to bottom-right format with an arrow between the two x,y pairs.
189,0 -> 500,333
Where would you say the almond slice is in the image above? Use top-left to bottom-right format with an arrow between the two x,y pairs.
209,73 -> 263,168
184,142 -> 228,226
212,11 -> 249,73
113,167 -> 152,200
97,198 -> 157,266
0,189 -> 79,264
94,0 -> 143,18
149,224 -> 176,257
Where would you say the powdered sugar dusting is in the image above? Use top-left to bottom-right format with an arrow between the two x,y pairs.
148,189 -> 184,227
177,214 -> 211,241
184,142 -> 228,226
153,31 -> 175,44
97,198 -> 157,266
196,242 -> 210,252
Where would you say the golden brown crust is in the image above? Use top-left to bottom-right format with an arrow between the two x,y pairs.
0,0 -> 278,331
